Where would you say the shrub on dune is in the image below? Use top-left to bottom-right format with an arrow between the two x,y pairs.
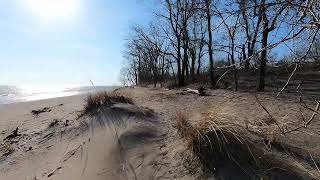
84,91 -> 134,115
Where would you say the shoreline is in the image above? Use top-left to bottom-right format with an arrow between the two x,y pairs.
0,93 -> 85,106
0,93 -> 87,106
0,85 -> 120,106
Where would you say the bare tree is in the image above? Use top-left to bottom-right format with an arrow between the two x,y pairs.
122,0 -> 319,93
190,12 -> 206,79
204,0 -> 215,87
238,0 -> 263,71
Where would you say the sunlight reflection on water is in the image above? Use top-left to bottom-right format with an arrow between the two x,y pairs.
0,85 -> 117,105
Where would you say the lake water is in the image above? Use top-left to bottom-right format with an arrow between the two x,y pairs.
0,85 -> 119,105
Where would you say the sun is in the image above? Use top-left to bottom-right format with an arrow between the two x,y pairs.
22,0 -> 81,22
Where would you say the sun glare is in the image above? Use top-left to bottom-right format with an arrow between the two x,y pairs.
23,0 -> 81,22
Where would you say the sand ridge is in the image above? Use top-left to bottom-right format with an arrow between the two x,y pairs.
0,94 -> 166,180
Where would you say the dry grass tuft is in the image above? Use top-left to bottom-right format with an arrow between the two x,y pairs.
0,143 -> 15,157
84,91 -> 134,115
173,110 -> 319,179
174,112 -> 194,136
173,111 -> 197,148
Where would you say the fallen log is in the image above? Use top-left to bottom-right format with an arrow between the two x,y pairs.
185,88 -> 199,95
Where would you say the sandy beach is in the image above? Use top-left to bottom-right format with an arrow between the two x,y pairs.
0,91 -> 165,180
1,0 -> 319,179
0,87 -> 319,180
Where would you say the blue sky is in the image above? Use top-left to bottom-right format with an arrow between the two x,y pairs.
0,0 -> 298,87
0,0 -> 151,86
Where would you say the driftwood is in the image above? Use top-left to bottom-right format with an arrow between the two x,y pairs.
4,127 -> 20,140
47,167 -> 62,177
31,107 -> 52,115
185,88 -> 199,95
183,87 -> 207,96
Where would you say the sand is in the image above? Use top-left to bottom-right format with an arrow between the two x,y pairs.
0,94 -> 166,180
121,86 -> 320,179
0,86 -> 319,180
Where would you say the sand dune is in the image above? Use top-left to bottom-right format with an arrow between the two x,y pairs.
0,95 -> 163,180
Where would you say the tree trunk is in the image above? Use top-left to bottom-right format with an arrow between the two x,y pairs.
257,14 -> 269,91
197,57 -> 201,76
169,60 -> 177,84
161,56 -> 165,87
138,55 -> 142,85
181,23 -> 189,86
231,40 -> 238,91
186,57 -> 189,80
205,0 -> 215,87
243,44 -> 249,70
197,42 -> 203,76
190,48 -> 196,79
177,37 -> 183,86
153,57 -> 158,88
133,60 -> 138,85
181,45 -> 187,86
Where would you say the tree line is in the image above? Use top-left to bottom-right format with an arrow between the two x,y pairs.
121,0 -> 319,91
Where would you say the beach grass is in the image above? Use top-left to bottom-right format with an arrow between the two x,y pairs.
173,110 -> 319,179
84,91 -> 134,115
